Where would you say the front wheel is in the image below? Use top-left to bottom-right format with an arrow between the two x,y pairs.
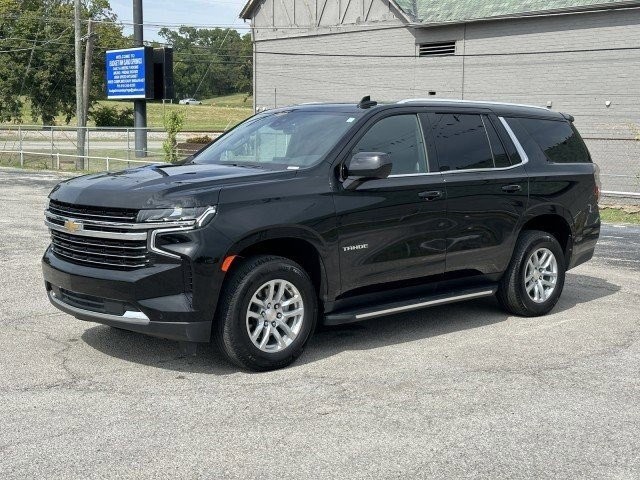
215,255 -> 318,371
497,230 -> 566,317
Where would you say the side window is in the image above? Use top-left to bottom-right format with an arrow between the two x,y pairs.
352,114 -> 428,175
511,117 -> 591,164
430,113 -> 494,171
484,117 -> 511,168
503,117 -> 545,164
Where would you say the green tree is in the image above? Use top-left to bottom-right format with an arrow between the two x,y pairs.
0,0 -> 127,124
158,27 -> 253,100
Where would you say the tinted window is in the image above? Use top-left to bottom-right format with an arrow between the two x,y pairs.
514,118 -> 590,164
431,114 -> 493,171
353,114 -> 428,175
503,118 -> 543,164
484,117 -> 511,168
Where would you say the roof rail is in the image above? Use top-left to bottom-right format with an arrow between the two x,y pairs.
397,98 -> 550,111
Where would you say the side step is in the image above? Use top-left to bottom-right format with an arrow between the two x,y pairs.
323,286 -> 497,326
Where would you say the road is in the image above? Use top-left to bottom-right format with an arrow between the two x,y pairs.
1,169 -> 638,479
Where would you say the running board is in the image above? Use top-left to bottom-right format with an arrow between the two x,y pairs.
323,286 -> 497,326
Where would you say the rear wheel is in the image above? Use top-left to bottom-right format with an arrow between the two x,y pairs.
497,230 -> 566,317
215,255 -> 318,371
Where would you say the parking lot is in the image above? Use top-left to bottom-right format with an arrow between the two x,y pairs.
1,168 -> 638,479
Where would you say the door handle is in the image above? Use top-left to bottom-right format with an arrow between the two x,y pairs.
418,190 -> 443,201
501,184 -> 522,193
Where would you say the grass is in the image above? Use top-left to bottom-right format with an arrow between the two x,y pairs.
600,207 -> 640,225
3,93 -> 254,132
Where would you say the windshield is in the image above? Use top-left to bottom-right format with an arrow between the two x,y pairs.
191,110 -> 359,169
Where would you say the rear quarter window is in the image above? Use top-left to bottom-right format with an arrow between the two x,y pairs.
507,117 -> 591,164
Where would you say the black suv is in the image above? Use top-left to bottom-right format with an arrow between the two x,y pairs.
42,98 -> 601,370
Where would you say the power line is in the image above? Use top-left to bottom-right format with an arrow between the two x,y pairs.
6,34 -> 638,61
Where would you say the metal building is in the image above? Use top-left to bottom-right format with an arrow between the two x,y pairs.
239,0 -> 640,195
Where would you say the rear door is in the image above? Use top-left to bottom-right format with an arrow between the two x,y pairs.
334,110 -> 447,294
425,110 -> 529,276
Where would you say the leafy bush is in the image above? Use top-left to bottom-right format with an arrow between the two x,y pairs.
90,105 -> 134,127
185,135 -> 212,144
163,111 -> 185,163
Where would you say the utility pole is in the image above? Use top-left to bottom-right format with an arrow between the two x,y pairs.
133,0 -> 147,157
74,0 -> 85,169
82,20 -> 96,128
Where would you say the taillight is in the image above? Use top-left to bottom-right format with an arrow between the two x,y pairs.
594,163 -> 602,202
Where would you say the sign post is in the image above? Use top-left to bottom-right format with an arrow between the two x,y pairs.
132,0 -> 146,158
105,46 -> 153,158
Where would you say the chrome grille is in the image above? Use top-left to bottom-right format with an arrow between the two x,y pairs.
50,230 -> 149,269
46,201 -> 150,270
45,200 -> 200,270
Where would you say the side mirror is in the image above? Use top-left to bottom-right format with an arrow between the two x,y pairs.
344,152 -> 392,189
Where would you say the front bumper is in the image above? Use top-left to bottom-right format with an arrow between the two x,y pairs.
42,248 -> 213,342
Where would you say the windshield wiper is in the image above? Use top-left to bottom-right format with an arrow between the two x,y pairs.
217,162 -> 265,169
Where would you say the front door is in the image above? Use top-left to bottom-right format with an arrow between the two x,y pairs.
334,111 -> 448,295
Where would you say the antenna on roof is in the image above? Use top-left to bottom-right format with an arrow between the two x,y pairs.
358,95 -> 378,109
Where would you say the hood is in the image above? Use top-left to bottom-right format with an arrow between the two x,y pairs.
49,163 -> 297,209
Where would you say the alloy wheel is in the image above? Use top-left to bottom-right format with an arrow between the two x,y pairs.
246,279 -> 304,353
524,247 -> 558,303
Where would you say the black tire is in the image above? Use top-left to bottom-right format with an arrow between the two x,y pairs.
497,230 -> 566,317
215,255 -> 318,371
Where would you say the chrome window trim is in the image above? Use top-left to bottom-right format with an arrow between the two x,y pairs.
48,290 -> 150,325
499,116 -> 530,166
389,172 -> 442,178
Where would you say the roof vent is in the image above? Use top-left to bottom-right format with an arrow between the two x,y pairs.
419,41 -> 456,57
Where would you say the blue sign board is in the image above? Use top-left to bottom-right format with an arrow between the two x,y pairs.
106,47 -> 147,100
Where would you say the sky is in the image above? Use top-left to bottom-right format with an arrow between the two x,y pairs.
110,0 -> 250,41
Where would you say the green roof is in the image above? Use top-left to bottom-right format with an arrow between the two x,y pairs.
394,0 -> 638,23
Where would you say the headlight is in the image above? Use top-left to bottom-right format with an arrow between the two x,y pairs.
137,205 -> 217,227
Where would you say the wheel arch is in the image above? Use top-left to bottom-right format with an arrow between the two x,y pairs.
517,206 -> 575,264
222,227 -> 332,304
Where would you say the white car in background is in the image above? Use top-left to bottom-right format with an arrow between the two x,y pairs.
179,98 -> 202,105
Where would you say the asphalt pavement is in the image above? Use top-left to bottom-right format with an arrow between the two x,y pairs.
0,168 -> 638,479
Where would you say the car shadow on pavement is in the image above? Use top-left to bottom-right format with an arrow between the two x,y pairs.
80,272 -> 620,374
300,272 -> 620,366
552,272 -> 621,314
81,326 -> 239,375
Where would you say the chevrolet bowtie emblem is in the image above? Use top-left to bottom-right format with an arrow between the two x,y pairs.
64,220 -> 82,233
